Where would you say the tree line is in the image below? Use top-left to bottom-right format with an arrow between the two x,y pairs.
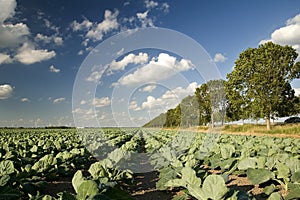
143,42 -> 300,130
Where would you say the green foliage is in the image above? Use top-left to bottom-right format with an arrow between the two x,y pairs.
247,168 -> 275,185
267,192 -> 283,200
76,180 -> 99,200
0,160 -> 14,176
187,174 -> 229,200
2,128 -> 300,199
226,42 -> 300,129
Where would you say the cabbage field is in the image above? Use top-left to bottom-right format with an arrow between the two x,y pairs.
1,128 -> 300,200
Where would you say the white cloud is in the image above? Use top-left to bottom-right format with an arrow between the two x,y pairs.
78,50 -> 84,55
14,42 -> 56,65
35,33 -> 63,46
213,53 -> 227,63
53,37 -> 63,45
0,23 -> 30,48
128,100 -> 141,111
136,10 -> 154,28
140,82 -> 200,110
20,98 -> 30,102
141,84 -> 156,92
72,108 -> 97,122
137,11 -> 149,20
80,100 -> 86,105
71,19 -> 93,31
116,53 -> 193,86
294,88 -> 300,96
0,0 -> 16,23
259,13 -> 300,60
86,10 -> 119,41
35,33 -> 51,43
92,97 -> 111,107
49,65 -> 60,73
0,84 -> 13,99
0,53 -> 12,64
145,0 -> 158,9
0,0 -> 59,66
53,97 -> 65,104
86,66 -> 106,83
110,52 -> 149,71
271,16 -> 300,45
161,3 -> 170,13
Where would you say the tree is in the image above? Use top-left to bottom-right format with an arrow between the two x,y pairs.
207,80 -> 227,127
226,42 -> 300,130
180,95 -> 199,127
195,79 -> 227,127
195,83 -> 211,126
164,105 -> 181,127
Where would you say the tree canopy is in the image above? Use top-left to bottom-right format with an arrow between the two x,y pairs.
144,42 -> 300,130
226,42 -> 300,129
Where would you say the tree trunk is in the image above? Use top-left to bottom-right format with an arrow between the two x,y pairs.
266,116 -> 271,130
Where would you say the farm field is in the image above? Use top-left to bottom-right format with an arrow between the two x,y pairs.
1,128 -> 300,200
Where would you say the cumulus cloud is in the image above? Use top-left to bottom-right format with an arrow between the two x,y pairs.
213,53 -> 227,63
53,97 -> 65,104
0,23 -> 30,48
136,10 -> 154,28
86,10 -> 119,41
116,53 -> 193,86
70,10 -> 119,49
128,100 -> 141,111
20,98 -> 30,102
145,0 -> 158,9
0,0 -> 29,49
92,97 -> 111,107
0,53 -> 12,64
0,0 -> 16,23
141,84 -> 156,92
49,65 -> 60,73
271,15 -> 300,45
14,42 -> 56,65
0,84 -> 13,99
109,52 -> 149,71
140,82 -> 200,110
86,66 -> 106,83
137,11 -> 149,20
0,0 -> 59,65
259,13 -> 300,60
71,19 -> 93,31
35,33 -> 63,46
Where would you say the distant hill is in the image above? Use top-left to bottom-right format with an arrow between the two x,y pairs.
143,113 -> 167,127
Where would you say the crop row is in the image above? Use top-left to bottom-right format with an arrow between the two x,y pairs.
1,128 -> 300,199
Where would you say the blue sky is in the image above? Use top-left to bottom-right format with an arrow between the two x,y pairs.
0,0 -> 300,127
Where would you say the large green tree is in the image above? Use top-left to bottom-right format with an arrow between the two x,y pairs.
226,42 -> 300,129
